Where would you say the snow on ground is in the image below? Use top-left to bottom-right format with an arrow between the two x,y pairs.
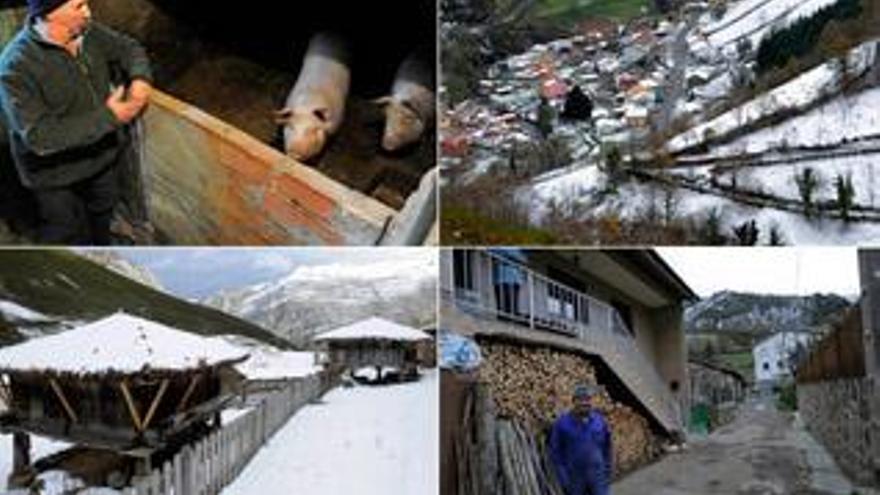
0,434 -> 72,490
705,154 -> 879,206
0,313 -> 248,375
527,166 -> 880,245
531,164 -> 606,208
233,349 -> 320,381
705,0 -> 840,48
221,407 -> 253,425
222,369 -> 438,495
0,301 -> 52,324
709,87 -> 880,156
314,317 -> 431,342
670,40 -> 877,152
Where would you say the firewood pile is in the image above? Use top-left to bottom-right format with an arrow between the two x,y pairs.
478,340 -> 660,476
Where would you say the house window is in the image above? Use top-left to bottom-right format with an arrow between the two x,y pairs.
546,267 -> 589,324
453,250 -> 475,291
763,362 -> 769,371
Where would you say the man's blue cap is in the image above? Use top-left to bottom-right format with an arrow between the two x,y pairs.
573,383 -> 598,399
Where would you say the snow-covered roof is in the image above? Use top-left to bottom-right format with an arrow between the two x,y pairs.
0,312 -> 249,376
314,317 -> 431,343
235,350 -> 321,381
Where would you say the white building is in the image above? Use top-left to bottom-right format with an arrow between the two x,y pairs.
753,332 -> 813,388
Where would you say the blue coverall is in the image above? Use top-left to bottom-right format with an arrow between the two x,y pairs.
549,410 -> 613,495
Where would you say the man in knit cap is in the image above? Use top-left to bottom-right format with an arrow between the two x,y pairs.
549,383 -> 614,495
0,0 -> 152,244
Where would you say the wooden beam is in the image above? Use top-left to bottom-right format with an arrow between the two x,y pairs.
141,379 -> 169,431
176,374 -> 201,413
48,378 -> 78,423
118,380 -> 144,433
0,381 -> 12,407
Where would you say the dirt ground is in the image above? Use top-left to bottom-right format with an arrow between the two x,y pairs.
613,397 -> 858,495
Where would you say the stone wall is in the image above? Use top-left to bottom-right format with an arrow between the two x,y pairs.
799,377 -> 880,487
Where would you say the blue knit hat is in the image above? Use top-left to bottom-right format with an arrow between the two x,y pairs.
573,383 -> 598,399
28,0 -> 69,18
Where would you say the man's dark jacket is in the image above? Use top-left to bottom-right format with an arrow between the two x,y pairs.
0,20 -> 152,189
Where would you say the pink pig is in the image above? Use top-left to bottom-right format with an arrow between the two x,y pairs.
275,32 -> 351,161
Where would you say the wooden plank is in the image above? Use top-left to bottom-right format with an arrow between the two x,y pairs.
48,378 -> 78,423
145,90 -> 395,246
142,379 -> 170,431
162,461 -> 172,495
119,380 -> 144,432
148,470 -> 160,495
174,453 -> 184,495
176,374 -> 202,413
0,381 -> 13,408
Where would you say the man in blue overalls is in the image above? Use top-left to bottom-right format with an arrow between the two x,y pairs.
549,384 -> 613,495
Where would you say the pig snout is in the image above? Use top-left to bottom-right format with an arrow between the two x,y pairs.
281,111 -> 328,162
381,100 -> 425,152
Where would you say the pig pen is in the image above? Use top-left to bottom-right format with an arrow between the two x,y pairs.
0,1 -> 437,245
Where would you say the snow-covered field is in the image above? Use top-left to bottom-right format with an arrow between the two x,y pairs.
704,0 -> 841,48
0,301 -> 52,324
695,154 -> 879,206
527,165 -> 880,245
670,40 -> 877,152
222,369 -> 438,495
709,87 -> 880,156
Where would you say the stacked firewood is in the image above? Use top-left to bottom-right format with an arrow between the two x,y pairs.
478,340 -> 658,476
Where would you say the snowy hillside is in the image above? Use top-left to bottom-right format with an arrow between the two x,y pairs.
77,251 -> 164,293
701,0 -> 841,48
203,256 -> 438,345
0,250 -> 289,349
669,39 -> 878,153
685,291 -> 850,335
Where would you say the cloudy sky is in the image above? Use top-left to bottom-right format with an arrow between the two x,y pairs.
111,248 -> 436,299
658,247 -> 859,298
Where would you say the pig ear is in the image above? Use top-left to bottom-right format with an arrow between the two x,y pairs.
313,107 -> 330,123
273,108 -> 293,124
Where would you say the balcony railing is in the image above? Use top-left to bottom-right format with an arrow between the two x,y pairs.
441,249 -> 683,432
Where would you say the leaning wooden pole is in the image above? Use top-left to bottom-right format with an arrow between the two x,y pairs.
141,379 -> 170,431
48,378 -> 78,423
119,380 -> 144,433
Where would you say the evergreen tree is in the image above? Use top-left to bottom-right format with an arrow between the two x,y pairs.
835,173 -> 855,221
768,225 -> 785,246
733,220 -> 759,246
795,167 -> 820,216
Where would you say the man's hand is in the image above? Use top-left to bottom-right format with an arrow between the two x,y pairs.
105,86 -> 145,124
129,79 -> 152,106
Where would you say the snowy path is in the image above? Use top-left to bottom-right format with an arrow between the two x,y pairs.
222,369 -> 438,495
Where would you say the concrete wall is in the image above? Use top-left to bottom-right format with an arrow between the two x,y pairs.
650,306 -> 688,408
799,377 -> 880,488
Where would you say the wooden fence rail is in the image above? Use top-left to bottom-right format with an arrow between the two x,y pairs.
123,375 -> 323,495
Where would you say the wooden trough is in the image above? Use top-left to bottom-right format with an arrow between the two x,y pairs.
141,90 -> 436,246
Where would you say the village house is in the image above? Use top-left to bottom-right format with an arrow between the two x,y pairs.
753,331 -> 812,393
440,248 -> 697,435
